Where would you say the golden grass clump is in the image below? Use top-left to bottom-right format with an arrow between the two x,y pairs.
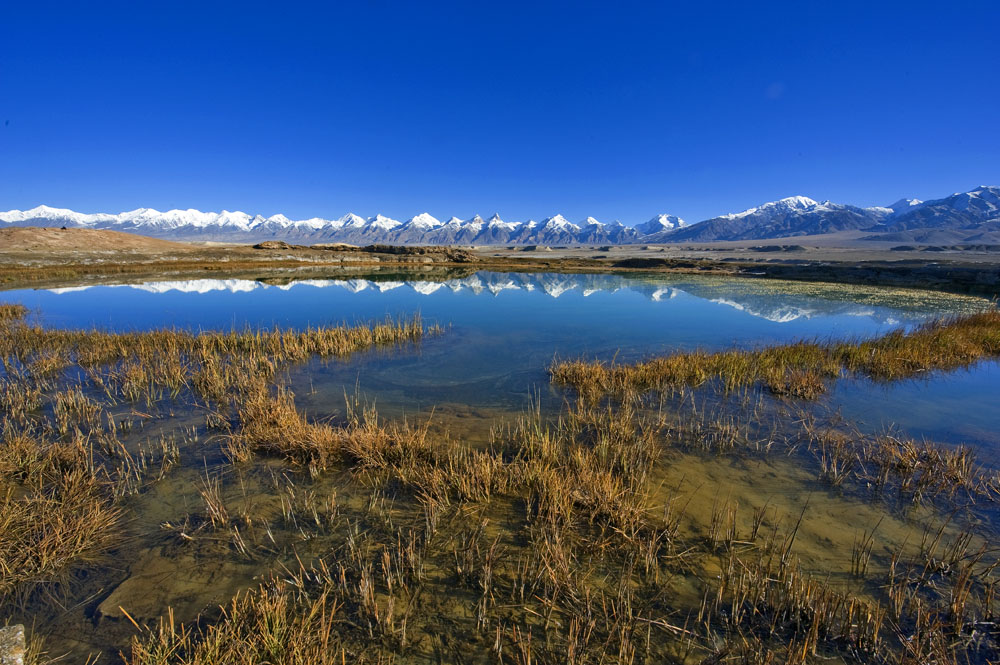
551,309 -> 1000,401
226,383 -> 440,478
0,432 -> 123,602
803,421 -> 1000,506
0,303 -> 430,611
225,384 -> 338,467
0,303 -> 29,323
124,581 -> 348,665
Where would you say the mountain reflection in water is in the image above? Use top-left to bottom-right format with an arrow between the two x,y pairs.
45,271 -> 988,325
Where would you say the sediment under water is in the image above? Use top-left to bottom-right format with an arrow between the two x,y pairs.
0,272 -> 997,664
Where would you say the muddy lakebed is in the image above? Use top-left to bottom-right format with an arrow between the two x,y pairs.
1,269 -> 998,664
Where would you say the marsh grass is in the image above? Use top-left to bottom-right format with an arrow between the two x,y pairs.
0,304 -> 429,610
124,391 -> 711,663
121,392 -> 1000,664
702,550 -> 890,663
4,302 -> 1000,664
0,303 -> 29,323
0,431 -> 123,604
800,417 -> 1000,507
122,357 -> 999,664
551,310 -> 1000,401
1,306 -> 424,404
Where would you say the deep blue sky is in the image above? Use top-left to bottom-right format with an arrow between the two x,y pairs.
1,1 -> 997,224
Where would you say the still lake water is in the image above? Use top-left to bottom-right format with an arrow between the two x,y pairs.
4,269 -> 1000,661
3,270 -> 997,453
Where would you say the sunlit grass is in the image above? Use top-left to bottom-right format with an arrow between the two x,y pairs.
0,304 -> 429,607
3,301 -> 999,664
551,310 -> 1000,401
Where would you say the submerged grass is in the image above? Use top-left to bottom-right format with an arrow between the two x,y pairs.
130,378 -> 1000,664
124,396 -> 692,664
0,305 -> 428,610
801,419 -> 1000,507
550,310 -> 1000,401
3,301 -> 999,664
0,434 -> 123,602
124,391 -> 1000,664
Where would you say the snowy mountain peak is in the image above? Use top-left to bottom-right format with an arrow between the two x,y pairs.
885,198 -> 924,216
0,204 -> 96,225
338,213 -> 367,226
635,214 -> 686,235
215,211 -> 254,229
720,195 -> 822,220
405,213 -> 442,228
33,204 -> 79,216
949,187 -> 1000,212
367,214 -> 401,230
864,198 -> 924,221
776,195 -> 819,208
967,185 -> 999,202
880,185 -> 1000,231
580,216 -> 602,226
541,214 -> 577,229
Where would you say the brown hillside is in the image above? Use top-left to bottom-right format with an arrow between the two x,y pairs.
0,227 -> 193,253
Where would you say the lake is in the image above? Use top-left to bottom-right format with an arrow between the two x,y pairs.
5,270 -> 996,447
1,269 -> 998,662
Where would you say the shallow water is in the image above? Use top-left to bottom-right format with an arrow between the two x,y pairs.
831,362 -> 1000,457
1,270 -> 998,662
5,271 -> 997,447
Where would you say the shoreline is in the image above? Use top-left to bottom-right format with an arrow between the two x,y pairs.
1,229 -> 997,296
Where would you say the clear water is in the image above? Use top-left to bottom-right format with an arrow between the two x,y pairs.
3,270 -> 996,449
3,270 -> 998,662
831,363 -> 1000,459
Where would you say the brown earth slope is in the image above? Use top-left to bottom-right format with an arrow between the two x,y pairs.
0,227 -> 196,252
0,227 -> 997,297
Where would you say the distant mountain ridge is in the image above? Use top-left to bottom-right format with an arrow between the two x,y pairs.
662,186 -> 1000,243
2,186 -> 997,245
0,207 -> 682,245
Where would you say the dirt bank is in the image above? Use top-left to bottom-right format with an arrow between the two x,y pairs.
1,228 -> 997,296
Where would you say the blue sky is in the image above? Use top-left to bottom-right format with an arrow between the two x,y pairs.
1,1 -> 997,224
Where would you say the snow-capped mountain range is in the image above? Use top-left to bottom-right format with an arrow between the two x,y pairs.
0,207 -> 682,245
2,186 -> 996,245
651,186 -> 999,243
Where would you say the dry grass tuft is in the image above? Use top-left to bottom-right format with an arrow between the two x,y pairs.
0,432 -> 123,602
0,303 -> 29,323
0,303 -> 429,607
